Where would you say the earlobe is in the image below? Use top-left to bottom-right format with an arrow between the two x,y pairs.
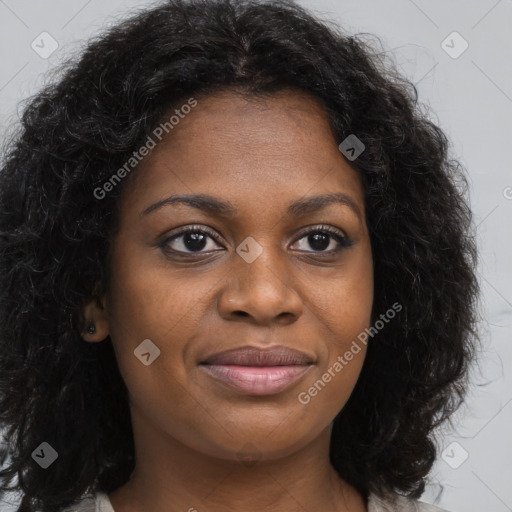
86,319 -> 97,335
80,306 -> 110,342
80,282 -> 110,342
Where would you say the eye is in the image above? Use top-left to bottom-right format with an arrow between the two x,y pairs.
159,224 -> 352,257
159,225 -> 223,255
291,225 -> 352,254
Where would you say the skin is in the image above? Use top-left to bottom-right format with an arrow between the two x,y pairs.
81,88 -> 374,512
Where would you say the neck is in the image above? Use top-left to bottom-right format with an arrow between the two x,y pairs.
108,407 -> 366,512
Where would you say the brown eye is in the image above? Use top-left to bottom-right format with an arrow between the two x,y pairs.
160,226 -> 223,255
292,225 -> 352,254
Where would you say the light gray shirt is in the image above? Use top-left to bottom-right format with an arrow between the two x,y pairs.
62,490 -> 450,511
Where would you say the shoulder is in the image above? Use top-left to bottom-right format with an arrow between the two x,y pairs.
368,491 -> 451,512
61,491 -> 114,512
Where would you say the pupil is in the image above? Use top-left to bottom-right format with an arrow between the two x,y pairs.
185,232 -> 207,251
309,233 -> 329,251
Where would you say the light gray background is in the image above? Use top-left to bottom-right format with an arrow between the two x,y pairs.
0,1 -> 511,511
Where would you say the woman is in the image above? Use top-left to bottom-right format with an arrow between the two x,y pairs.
0,0 -> 479,511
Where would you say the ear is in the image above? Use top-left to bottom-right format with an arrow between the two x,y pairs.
79,280 -> 110,343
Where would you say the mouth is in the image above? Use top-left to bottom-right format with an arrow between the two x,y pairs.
199,345 -> 314,396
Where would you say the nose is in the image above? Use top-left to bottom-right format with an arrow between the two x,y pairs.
217,245 -> 303,326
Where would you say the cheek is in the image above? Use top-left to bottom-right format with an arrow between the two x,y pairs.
105,267 -> 208,429
308,249 -> 374,345
297,250 -> 373,409
107,232 -> 212,346
296,284 -> 371,418
105,242 -> 230,412
104,247 -> 190,387
103,263 -> 221,457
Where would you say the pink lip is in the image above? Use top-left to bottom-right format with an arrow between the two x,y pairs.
199,345 -> 314,395
200,364 -> 312,395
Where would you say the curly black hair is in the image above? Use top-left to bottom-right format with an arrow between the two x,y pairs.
0,0 -> 480,510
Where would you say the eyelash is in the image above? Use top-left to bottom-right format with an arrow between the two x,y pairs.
159,224 -> 352,258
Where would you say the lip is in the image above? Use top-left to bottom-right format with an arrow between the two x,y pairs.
201,345 -> 314,366
199,345 -> 314,396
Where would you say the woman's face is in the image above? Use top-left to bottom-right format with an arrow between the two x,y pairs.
98,89 -> 373,462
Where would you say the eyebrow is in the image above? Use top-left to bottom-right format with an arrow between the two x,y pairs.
140,192 -> 362,221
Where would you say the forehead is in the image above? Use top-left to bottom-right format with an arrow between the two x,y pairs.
163,88 -> 337,154
119,88 -> 366,220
